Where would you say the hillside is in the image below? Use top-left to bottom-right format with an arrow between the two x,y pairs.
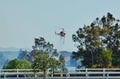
0,51 -> 20,69
0,49 -> 82,69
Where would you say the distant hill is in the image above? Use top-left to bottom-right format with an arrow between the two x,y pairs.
17,50 -> 80,67
0,47 -> 29,69
0,51 -> 20,69
0,48 -> 82,70
0,53 -> 7,69
0,47 -> 30,51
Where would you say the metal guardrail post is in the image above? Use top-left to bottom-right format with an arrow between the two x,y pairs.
4,72 -> 6,79
86,68 -> 88,79
103,68 -> 105,77
60,72 -> 63,77
107,72 -> 109,79
66,72 -> 70,79
51,72 -> 53,77
24,72 -> 26,79
17,69 -> 19,79
34,72 -> 37,78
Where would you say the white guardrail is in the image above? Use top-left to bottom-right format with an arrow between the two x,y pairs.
1,68 -> 120,79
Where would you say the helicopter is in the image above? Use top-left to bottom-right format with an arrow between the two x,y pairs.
55,28 -> 66,44
55,28 -> 66,37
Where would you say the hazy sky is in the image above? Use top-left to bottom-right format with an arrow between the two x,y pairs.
0,0 -> 120,51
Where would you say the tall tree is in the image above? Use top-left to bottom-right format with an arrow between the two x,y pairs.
72,13 -> 120,67
32,53 -> 49,79
32,52 -> 61,79
48,57 -> 62,76
34,37 -> 54,54
30,37 -> 58,62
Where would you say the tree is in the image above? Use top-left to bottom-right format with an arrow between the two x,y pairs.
32,53 -> 49,79
17,50 -> 30,61
34,37 -> 54,54
48,57 -> 62,76
32,36 -> 62,78
59,55 -> 67,72
98,48 -> 112,68
33,37 -> 58,55
32,52 -> 61,79
72,12 -> 120,67
3,59 -> 31,69
72,49 -> 84,68
16,36 -> 56,63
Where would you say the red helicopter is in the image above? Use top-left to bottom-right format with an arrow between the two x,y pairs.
55,28 -> 66,37
55,28 -> 66,44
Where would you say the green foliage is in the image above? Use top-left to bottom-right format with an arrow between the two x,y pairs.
98,48 -> 112,68
32,37 -> 62,79
30,37 -> 58,62
72,12 -> 120,68
32,52 -> 62,78
3,59 -> 31,69
48,57 -> 62,73
32,53 -> 49,71
34,37 -> 54,54
112,58 -> 120,67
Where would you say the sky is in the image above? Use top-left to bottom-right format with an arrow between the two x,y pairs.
0,0 -> 120,52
